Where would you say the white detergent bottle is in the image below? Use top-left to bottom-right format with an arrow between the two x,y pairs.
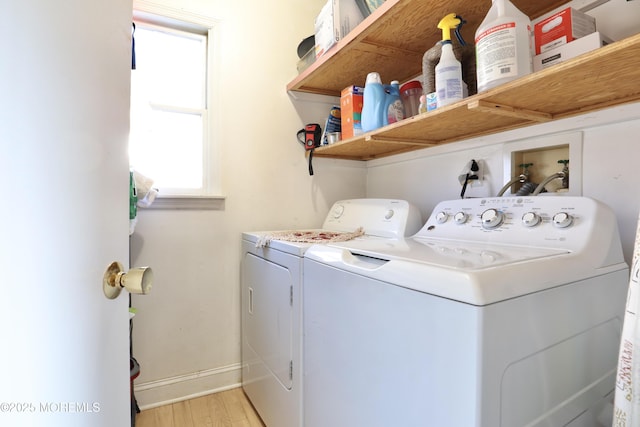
475,0 -> 533,93
435,13 -> 466,107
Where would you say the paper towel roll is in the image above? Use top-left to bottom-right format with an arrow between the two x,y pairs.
132,170 -> 157,207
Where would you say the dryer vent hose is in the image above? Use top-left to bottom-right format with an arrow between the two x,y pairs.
516,182 -> 539,196
533,172 -> 566,196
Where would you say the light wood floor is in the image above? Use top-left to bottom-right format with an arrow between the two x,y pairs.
135,387 -> 266,427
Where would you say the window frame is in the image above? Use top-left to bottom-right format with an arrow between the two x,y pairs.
132,2 -> 223,209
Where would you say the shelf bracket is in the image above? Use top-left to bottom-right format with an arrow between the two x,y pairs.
366,135 -> 438,146
467,100 -> 553,122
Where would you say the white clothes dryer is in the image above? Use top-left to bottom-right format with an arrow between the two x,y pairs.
303,196 -> 628,427
241,199 -> 421,427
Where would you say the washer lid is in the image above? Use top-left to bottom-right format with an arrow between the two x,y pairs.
305,239 -> 625,306
326,237 -> 567,271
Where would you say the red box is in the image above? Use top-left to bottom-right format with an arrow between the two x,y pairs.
534,7 -> 596,55
340,85 -> 363,139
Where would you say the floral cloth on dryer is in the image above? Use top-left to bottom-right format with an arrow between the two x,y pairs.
255,227 -> 364,248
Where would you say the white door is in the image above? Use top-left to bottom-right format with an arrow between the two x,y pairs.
0,1 -> 133,426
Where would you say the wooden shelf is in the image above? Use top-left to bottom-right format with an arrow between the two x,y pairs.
287,0 -> 568,96
287,0 -> 640,160
287,0 -> 640,161
312,32 -> 640,160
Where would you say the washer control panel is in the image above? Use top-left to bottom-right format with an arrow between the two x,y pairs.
417,197 -> 612,252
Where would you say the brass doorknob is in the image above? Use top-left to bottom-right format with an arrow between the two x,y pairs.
103,261 -> 153,299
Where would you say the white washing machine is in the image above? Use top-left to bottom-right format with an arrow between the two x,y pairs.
241,199 -> 422,427
303,196 -> 629,427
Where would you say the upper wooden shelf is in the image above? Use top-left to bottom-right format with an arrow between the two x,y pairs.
287,0 -> 640,161
310,32 -> 640,160
287,0 -> 568,96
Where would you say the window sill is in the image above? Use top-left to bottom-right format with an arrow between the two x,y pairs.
143,195 -> 226,210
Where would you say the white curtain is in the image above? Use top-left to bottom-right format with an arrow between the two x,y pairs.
614,215 -> 640,426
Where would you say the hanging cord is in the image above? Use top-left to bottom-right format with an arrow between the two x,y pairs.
460,159 -> 479,199
308,148 -> 315,176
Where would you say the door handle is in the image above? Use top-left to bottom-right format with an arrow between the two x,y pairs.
103,261 -> 153,299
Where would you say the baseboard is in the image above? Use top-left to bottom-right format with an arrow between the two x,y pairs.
134,363 -> 242,410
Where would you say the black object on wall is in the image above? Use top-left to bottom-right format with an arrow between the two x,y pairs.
132,23 -> 136,70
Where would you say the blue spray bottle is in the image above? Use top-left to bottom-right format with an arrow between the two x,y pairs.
361,72 -> 385,132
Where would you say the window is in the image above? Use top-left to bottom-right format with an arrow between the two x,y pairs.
129,9 -> 220,202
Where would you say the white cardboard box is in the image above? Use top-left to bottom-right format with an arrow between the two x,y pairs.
533,31 -> 612,71
314,0 -> 364,58
533,7 -> 596,54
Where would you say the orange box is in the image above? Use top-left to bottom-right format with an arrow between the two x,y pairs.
340,85 -> 364,139
533,7 -> 595,55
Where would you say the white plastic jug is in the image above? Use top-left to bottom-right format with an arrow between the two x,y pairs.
475,0 -> 533,92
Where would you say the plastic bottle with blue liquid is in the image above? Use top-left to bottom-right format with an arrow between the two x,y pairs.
361,72 -> 385,132
362,73 -> 405,132
383,80 -> 404,126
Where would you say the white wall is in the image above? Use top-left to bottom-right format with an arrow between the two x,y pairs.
130,0 -> 366,407
131,0 -> 640,408
366,104 -> 640,265
366,0 -> 640,263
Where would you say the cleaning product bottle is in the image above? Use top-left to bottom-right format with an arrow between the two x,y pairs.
435,13 -> 466,107
475,0 -> 533,93
383,80 -> 404,125
361,72 -> 385,132
129,170 -> 137,221
418,94 -> 427,114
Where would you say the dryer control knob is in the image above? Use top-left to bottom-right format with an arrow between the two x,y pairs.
553,212 -> 573,228
435,211 -> 448,224
481,208 -> 504,229
384,210 -> 395,220
332,204 -> 345,218
522,212 -> 541,228
453,211 -> 468,225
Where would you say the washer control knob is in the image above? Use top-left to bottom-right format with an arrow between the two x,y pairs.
553,212 -> 573,228
522,212 -> 541,228
481,208 -> 504,229
332,204 -> 345,218
384,210 -> 395,220
435,211 -> 448,224
453,211 -> 468,225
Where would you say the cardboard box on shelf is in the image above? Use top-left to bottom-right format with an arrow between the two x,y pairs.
340,85 -> 363,139
533,31 -> 612,71
314,0 -> 364,58
534,7 -> 596,55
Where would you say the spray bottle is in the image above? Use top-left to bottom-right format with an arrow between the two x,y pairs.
435,13 -> 466,107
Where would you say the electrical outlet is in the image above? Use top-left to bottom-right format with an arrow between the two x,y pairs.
459,159 -> 487,198
458,159 -> 484,185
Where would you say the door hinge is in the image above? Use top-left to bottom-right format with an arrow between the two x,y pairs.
289,360 -> 293,381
